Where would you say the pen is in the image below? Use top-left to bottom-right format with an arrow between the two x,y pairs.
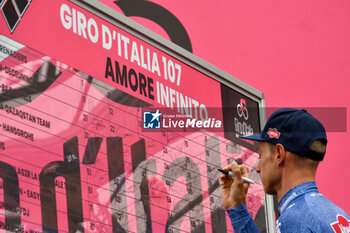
217,168 -> 255,184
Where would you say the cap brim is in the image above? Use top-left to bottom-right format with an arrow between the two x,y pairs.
239,134 -> 264,141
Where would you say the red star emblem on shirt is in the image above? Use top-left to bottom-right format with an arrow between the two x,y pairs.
331,215 -> 350,233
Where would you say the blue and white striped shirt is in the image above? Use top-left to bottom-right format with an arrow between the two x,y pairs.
227,182 -> 349,233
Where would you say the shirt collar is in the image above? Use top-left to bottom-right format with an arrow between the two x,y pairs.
278,181 -> 318,214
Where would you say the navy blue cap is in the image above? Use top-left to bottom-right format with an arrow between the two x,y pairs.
240,108 -> 327,161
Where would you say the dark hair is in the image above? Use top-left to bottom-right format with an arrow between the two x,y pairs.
308,140 -> 326,155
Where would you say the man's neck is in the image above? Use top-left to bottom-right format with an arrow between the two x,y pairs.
277,171 -> 316,202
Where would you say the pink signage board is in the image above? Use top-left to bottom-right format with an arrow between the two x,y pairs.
0,0 -> 267,232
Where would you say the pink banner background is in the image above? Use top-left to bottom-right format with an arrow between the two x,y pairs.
98,0 -> 350,214
0,0 -> 266,232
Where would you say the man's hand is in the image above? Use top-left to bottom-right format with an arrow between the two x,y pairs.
219,160 -> 251,209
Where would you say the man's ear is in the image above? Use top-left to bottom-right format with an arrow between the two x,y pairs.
275,144 -> 286,166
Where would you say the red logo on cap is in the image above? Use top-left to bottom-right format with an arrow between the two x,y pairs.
331,215 -> 350,233
267,128 -> 280,139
